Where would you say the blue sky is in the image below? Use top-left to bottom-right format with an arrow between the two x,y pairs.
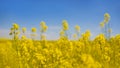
0,0 -> 120,40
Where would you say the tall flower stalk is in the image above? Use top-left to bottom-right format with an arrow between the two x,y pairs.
104,13 -> 110,39
60,20 -> 69,39
40,21 -> 48,40
31,27 -> 37,40
100,13 -> 111,39
9,23 -> 20,68
9,23 -> 20,40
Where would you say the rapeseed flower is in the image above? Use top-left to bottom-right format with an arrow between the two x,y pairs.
13,23 -> 19,30
22,27 -> 26,33
62,20 -> 69,31
31,27 -> 37,32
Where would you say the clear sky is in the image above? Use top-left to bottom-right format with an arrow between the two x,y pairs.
0,0 -> 120,40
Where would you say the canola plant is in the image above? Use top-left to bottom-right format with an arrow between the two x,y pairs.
0,13 -> 120,68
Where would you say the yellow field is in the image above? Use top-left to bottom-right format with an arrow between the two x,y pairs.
0,34 -> 120,68
0,13 -> 120,68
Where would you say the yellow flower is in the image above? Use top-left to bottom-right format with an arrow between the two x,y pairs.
75,25 -> 80,32
104,13 -> 110,19
13,23 -> 19,30
31,27 -> 37,32
43,25 -> 48,32
94,34 -> 106,44
85,30 -> 91,38
21,35 -> 26,39
81,54 -> 94,64
40,21 -> 46,27
32,59 -> 37,65
62,20 -> 69,30
104,55 -> 110,62
40,21 -> 48,32
104,47 -> 110,52
22,27 -> 26,33
104,13 -> 110,23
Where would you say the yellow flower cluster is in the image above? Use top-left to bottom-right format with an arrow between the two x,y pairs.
13,23 -> 19,30
40,21 -> 48,32
75,25 -> 80,32
0,15 -> 120,68
1,34 -> 120,68
62,20 -> 69,31
22,27 -> 26,33
31,27 -> 37,32
100,13 -> 111,39
40,21 -> 48,40
104,13 -> 110,23
9,23 -> 20,40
